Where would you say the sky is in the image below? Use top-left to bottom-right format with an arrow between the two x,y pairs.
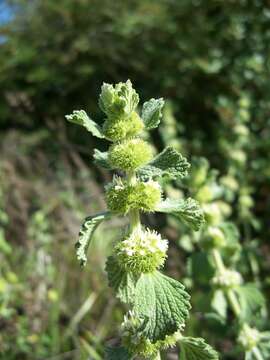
0,0 -> 13,24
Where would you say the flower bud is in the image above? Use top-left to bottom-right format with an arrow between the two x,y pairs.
108,139 -> 153,171
115,229 -> 168,273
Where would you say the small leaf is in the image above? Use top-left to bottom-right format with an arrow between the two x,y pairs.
134,271 -> 190,342
235,283 -> 265,320
106,256 -> 137,304
156,198 -> 204,231
76,212 -> 110,266
139,147 -> 190,180
65,110 -> 104,138
180,337 -> 219,360
93,149 -> 112,169
141,98 -> 164,129
105,345 -> 133,360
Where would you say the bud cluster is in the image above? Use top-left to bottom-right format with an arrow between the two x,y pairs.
105,177 -> 162,214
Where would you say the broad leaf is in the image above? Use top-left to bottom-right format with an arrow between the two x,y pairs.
105,345 -> 132,360
65,110 -> 104,138
93,149 -> 111,169
134,271 -> 190,342
180,337 -> 219,360
138,147 -> 190,180
75,212 -> 110,266
156,198 -> 204,231
106,256 -> 137,304
235,284 -> 265,320
141,98 -> 164,129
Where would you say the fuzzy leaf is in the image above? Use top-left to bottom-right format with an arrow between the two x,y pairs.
141,98 -> 164,129
134,271 -> 190,342
106,256 -> 137,304
93,149 -> 111,169
180,337 -> 219,360
105,346 -> 132,360
65,110 -> 104,138
139,147 -> 190,180
235,283 -> 265,320
156,198 -> 204,231
75,212 -> 110,267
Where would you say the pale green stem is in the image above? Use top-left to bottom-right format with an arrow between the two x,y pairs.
126,171 -> 141,232
211,249 -> 241,317
154,352 -> 161,360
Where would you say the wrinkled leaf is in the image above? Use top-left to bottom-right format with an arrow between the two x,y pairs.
139,147 -> 190,180
65,110 -> 104,138
134,271 -> 190,342
93,149 -> 111,169
156,198 -> 204,231
180,337 -> 219,360
75,212 -> 110,266
105,345 -> 133,360
141,98 -> 164,129
106,256 -> 137,304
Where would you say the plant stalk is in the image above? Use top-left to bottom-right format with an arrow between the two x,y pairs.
127,171 -> 141,232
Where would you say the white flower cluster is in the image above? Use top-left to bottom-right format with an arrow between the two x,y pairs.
120,228 -> 168,257
238,325 -> 260,351
212,269 -> 243,288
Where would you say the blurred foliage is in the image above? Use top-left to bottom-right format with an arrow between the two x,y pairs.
0,0 -> 269,359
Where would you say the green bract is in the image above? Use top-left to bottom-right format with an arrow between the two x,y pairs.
66,80 -> 216,360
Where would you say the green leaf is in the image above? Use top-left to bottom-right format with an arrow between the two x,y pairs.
105,256 -> 137,304
180,337 -> 219,360
219,222 -> 241,257
141,98 -> 164,129
138,147 -> 190,180
134,271 -> 190,342
65,110 -> 104,138
105,346 -> 132,360
93,149 -> 111,169
235,283 -> 265,320
75,212 -> 110,267
211,289 -> 228,320
156,198 -> 204,231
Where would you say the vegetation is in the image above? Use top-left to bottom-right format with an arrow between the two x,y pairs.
0,1 -> 269,359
